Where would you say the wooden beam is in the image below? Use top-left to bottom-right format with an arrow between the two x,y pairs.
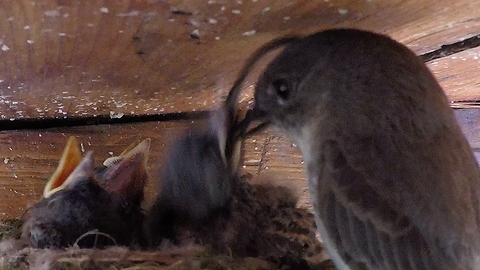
427,47 -> 480,102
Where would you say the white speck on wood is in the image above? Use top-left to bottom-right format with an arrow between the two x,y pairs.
207,18 -> 218,24
100,7 -> 109,14
188,19 -> 200,27
191,29 -> 200,39
44,10 -> 60,17
3,158 -> 9,164
117,10 -> 140,17
1,45 -> 9,51
338,8 -> 348,15
232,9 -> 241,14
243,30 -> 256,36
244,159 -> 261,165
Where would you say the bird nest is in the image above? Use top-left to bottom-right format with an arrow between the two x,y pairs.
0,176 -> 335,270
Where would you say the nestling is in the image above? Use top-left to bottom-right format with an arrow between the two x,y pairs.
234,28 -> 480,269
22,137 -> 151,249
146,105 -> 243,246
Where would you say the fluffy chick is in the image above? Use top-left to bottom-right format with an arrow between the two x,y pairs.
22,137 -> 150,249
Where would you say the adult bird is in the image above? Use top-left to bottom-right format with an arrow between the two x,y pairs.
22,137 -> 150,249
233,28 -> 480,269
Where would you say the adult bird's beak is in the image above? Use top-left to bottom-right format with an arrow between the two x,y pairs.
98,138 -> 151,202
43,136 -> 84,198
234,107 -> 270,140
225,106 -> 247,174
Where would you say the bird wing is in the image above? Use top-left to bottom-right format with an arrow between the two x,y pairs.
314,139 -> 453,270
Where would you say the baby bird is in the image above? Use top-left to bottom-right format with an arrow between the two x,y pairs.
234,29 -> 480,269
22,137 -> 150,249
146,107 -> 242,246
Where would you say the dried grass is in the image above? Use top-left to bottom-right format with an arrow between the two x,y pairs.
0,219 -> 334,270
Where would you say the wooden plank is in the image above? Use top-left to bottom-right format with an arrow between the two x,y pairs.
1,0 -> 480,120
1,109 -> 479,219
427,47 -> 480,102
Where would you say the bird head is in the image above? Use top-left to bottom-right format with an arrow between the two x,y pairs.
96,138 -> 151,207
23,137 -> 150,248
234,29 -> 449,152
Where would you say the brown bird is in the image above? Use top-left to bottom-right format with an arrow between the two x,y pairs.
22,137 -> 150,249
233,28 -> 480,269
146,106 -> 243,246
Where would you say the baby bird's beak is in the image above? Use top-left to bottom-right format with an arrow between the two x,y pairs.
98,138 -> 151,203
43,136 -> 84,198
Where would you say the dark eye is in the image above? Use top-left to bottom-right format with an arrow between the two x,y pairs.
272,78 -> 291,101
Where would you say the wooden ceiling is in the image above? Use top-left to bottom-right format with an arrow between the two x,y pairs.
0,0 -> 479,121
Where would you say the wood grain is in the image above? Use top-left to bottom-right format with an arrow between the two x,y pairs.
427,47 -> 480,102
0,109 -> 478,219
1,0 -> 480,120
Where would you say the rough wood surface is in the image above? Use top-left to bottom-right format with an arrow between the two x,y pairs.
0,109 -> 478,219
427,47 -> 480,102
1,0 -> 480,121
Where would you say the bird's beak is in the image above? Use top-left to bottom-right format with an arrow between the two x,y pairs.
100,138 -> 151,199
234,107 -> 270,139
43,136 -> 84,198
44,151 -> 96,198
224,105 -> 269,173
228,107 -> 247,173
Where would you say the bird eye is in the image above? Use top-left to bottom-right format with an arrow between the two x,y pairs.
272,78 -> 291,101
